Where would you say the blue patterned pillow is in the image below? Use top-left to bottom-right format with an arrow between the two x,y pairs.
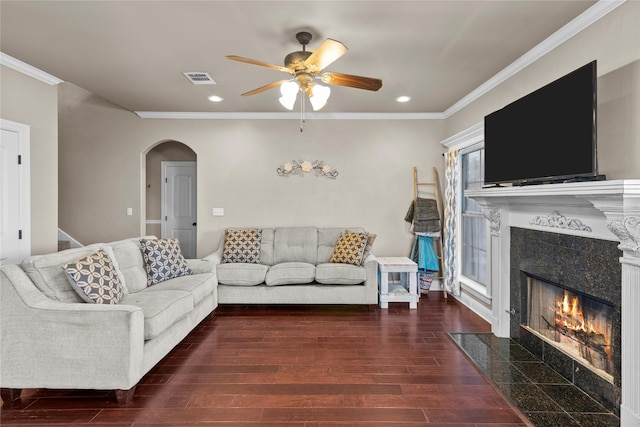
140,238 -> 192,286
63,249 -> 125,304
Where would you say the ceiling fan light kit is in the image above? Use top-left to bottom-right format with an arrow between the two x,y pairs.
279,81 -> 299,110
227,30 -> 382,117
308,84 -> 330,111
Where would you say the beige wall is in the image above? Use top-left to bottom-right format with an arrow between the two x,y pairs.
444,1 -> 640,179
57,3 -> 640,258
59,83 -> 445,257
0,65 -> 58,255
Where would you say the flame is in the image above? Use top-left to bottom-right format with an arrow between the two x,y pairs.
555,291 -> 597,334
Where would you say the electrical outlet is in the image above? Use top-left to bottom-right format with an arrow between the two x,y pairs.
127,207 -> 133,216
212,208 -> 224,216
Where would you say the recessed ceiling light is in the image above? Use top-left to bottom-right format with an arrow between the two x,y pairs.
208,95 -> 224,102
395,96 -> 411,103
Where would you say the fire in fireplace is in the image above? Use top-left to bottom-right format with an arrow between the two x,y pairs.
522,274 -> 614,382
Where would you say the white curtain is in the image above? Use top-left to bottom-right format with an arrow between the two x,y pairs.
443,149 -> 460,296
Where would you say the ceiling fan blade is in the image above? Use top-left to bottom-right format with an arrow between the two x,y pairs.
241,80 -> 290,96
304,39 -> 347,73
226,55 -> 293,74
321,72 -> 383,91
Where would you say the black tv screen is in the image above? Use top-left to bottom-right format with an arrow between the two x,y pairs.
484,60 -> 597,185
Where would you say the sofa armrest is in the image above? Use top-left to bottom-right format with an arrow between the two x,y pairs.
186,258 -> 214,274
0,265 -> 145,390
362,253 -> 379,296
202,248 -> 223,266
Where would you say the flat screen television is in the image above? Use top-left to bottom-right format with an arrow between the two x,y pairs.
484,60 -> 598,186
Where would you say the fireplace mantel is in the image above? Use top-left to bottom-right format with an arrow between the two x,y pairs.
466,179 -> 640,425
466,179 -> 640,254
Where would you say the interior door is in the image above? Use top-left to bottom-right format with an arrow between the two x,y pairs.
161,161 -> 197,259
0,121 -> 30,265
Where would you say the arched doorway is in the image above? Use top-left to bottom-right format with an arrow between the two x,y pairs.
145,140 -> 197,258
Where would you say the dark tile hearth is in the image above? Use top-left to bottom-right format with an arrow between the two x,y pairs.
449,332 -> 620,426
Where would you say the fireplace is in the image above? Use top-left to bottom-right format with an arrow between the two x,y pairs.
511,227 -> 621,414
465,179 -> 640,425
521,274 -> 614,383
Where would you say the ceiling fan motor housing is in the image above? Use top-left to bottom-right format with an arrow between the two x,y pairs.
284,51 -> 312,70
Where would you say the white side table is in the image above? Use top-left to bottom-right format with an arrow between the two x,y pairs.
377,256 -> 418,309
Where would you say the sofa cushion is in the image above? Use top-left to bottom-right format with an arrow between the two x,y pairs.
265,262 -> 316,286
120,289 -> 193,340
317,227 -> 365,264
109,237 -> 152,293
144,272 -> 214,305
20,244 -> 123,303
315,263 -> 367,285
222,228 -> 262,263
329,231 -> 369,266
273,227 -> 318,265
259,228 -> 275,265
62,249 -> 126,304
140,238 -> 192,286
217,263 -> 268,286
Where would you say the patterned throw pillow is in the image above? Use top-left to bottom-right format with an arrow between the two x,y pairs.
140,238 -> 192,286
222,229 -> 262,263
63,249 -> 125,304
329,231 -> 369,266
362,233 -> 377,264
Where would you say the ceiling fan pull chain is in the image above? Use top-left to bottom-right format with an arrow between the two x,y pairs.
300,92 -> 305,133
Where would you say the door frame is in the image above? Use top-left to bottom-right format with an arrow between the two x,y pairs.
0,118 -> 31,263
160,160 -> 197,252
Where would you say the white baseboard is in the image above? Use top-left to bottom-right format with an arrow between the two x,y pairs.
452,289 -> 493,324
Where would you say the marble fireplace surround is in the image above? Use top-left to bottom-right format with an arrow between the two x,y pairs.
466,180 -> 640,426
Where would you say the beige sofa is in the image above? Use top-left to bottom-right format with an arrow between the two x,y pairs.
0,236 -> 216,404
206,227 -> 378,305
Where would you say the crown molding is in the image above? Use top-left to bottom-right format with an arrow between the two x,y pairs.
443,0 -> 626,118
441,121 -> 484,149
134,111 -> 445,120
0,52 -> 63,86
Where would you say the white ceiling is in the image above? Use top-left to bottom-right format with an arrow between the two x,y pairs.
0,1 -> 598,115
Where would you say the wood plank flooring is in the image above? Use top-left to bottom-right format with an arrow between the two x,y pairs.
1,292 -> 530,426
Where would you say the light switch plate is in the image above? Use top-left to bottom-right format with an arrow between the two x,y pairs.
212,208 -> 224,216
126,207 -> 133,216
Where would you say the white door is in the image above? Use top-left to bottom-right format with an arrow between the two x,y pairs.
161,161 -> 197,259
0,120 -> 31,265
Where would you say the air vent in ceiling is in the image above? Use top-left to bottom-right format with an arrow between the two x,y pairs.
183,72 -> 216,85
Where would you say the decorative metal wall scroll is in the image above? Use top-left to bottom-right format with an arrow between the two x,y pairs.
277,160 -> 338,179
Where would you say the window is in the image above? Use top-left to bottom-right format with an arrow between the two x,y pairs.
460,148 -> 488,290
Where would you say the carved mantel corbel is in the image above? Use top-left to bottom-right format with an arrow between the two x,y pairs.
607,216 -> 640,256
482,208 -> 501,234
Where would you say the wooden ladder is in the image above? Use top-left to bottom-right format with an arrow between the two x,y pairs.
413,166 -> 447,298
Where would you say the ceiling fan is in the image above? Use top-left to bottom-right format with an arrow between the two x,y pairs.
226,31 -> 382,111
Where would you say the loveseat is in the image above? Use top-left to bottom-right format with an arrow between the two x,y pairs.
206,226 -> 378,305
0,236 -> 216,404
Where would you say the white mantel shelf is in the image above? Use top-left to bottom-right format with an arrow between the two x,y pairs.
467,179 -> 640,198
465,179 -> 640,425
466,179 -> 640,254
468,179 -> 640,196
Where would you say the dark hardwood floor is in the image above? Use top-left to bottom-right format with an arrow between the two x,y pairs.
1,292 -> 530,426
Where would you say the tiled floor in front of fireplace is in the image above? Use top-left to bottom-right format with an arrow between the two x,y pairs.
449,333 -> 619,426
